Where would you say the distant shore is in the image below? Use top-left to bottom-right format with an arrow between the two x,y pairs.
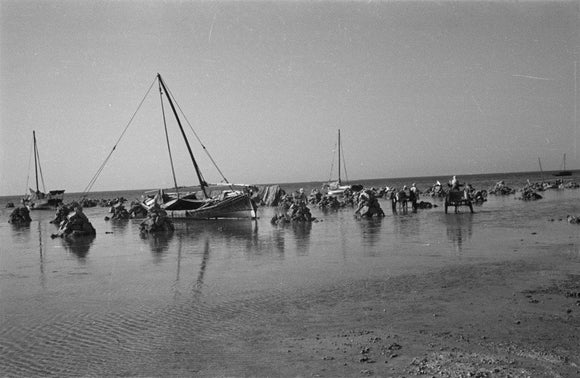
2,169 -> 577,201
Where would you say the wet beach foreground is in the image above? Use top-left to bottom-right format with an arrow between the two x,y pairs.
209,253 -> 580,377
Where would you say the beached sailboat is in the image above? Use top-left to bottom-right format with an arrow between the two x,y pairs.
553,154 -> 572,177
324,129 -> 352,196
140,74 -> 257,219
22,131 -> 65,210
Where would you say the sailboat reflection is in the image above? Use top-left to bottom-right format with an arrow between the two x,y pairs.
36,220 -> 46,288
170,235 -> 211,298
445,214 -> 474,254
60,234 -> 96,259
178,219 -> 258,247
193,238 -> 211,296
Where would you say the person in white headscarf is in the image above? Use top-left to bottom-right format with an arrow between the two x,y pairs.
450,175 -> 460,190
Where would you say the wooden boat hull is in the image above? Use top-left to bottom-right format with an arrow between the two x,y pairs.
27,200 -> 52,210
326,184 -> 351,197
26,196 -> 64,210
327,187 -> 349,197
553,154 -> 571,176
163,193 -> 257,219
162,198 -> 204,210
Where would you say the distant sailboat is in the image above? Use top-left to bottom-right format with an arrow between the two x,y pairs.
22,131 -> 65,210
324,129 -> 352,196
553,153 -> 572,177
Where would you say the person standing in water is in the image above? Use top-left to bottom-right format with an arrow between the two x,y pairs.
450,175 -> 460,190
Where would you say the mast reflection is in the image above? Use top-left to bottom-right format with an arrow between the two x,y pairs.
194,238 -> 210,296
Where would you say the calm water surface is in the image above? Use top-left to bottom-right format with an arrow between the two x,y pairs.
1,175 -> 579,376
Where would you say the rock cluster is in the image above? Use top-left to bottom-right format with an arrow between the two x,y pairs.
271,200 -> 316,224
105,203 -> 130,220
51,206 -> 96,238
517,185 -> 543,201
422,182 -> 447,198
8,207 -> 32,224
50,204 -> 74,224
128,203 -> 148,218
139,205 -> 174,233
355,190 -> 385,218
488,180 -> 515,195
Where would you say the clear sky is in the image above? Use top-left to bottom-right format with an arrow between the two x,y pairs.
1,0 -> 578,196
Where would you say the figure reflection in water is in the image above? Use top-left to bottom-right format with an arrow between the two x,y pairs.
141,232 -> 174,258
272,227 -> 286,255
445,213 -> 474,254
292,221 -> 312,256
357,217 -> 383,248
61,234 -> 96,259
391,215 -> 419,240
108,217 -> 129,235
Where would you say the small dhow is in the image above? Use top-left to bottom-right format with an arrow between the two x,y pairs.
553,153 -> 572,177
85,74 -> 257,220
324,129 -> 353,196
142,74 -> 257,219
22,130 -> 65,210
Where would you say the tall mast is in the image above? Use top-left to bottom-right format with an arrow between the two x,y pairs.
157,73 -> 208,199
33,130 -> 39,193
158,80 -> 180,198
563,153 -> 566,171
338,129 -> 341,185
575,61 -> 577,159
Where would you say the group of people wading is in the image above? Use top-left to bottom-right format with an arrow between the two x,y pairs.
275,180 -> 431,223
380,183 -> 421,213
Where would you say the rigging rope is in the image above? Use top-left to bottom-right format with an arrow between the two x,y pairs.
340,141 -> 349,183
161,83 -> 208,190
163,84 -> 232,189
25,137 -> 33,194
158,83 -> 180,196
35,140 -> 47,193
328,141 -> 337,182
82,76 -> 157,196
82,74 -> 238,198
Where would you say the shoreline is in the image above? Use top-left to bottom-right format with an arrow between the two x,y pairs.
2,170 -> 576,202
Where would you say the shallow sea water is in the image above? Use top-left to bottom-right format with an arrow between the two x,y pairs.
1,176 -> 579,376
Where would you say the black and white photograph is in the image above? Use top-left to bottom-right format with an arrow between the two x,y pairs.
1,0 -> 579,376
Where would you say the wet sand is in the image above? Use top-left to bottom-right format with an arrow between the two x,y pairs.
141,244 -> 580,377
